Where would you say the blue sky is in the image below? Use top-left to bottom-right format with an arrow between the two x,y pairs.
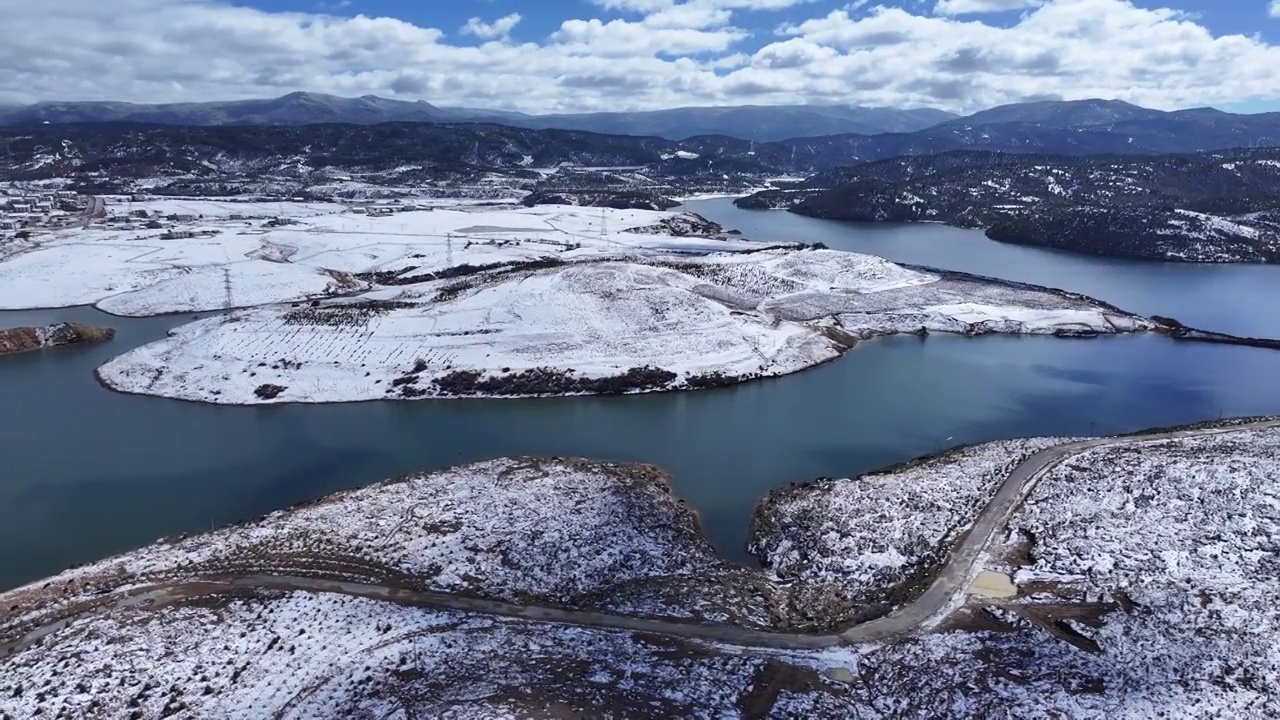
262,0 -> 1280,47
5,0 -> 1280,112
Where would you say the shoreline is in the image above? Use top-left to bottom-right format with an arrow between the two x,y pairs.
732,197 -> 1280,266
5,416 -> 1277,629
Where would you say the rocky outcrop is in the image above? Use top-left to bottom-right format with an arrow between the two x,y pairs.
0,323 -> 115,356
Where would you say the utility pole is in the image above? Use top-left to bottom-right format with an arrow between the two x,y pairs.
446,232 -> 454,267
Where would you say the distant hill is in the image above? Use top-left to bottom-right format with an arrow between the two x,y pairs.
936,99 -> 1162,128
6,94 -> 1280,154
0,92 -> 499,127
508,105 -> 957,141
773,148 -> 1280,263
0,93 -> 954,140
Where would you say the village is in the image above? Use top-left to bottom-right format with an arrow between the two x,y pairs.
0,188 -> 85,238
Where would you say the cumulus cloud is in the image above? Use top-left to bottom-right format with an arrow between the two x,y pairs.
1271,0 -> 1280,19
934,0 -> 1044,14
461,13 -> 522,40
0,0 -> 1278,114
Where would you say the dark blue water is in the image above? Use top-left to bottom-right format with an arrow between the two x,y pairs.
3,203 -> 1280,590
690,198 -> 1280,338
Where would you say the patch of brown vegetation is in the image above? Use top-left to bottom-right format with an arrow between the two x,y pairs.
0,323 -> 115,356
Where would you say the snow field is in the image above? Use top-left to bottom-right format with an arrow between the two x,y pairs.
998,428 -> 1280,700
829,425 -> 1280,717
749,439 -> 1066,625
97,247 -> 1151,404
0,458 -> 729,637
2,590 -> 831,719
96,258 -> 849,404
0,200 -> 763,316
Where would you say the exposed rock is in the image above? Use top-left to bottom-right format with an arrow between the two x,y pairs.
252,384 -> 287,400
0,323 -> 114,356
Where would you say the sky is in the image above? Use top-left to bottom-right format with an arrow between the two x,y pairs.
4,0 -> 1280,114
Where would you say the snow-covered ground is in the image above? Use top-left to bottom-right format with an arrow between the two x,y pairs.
0,198 -> 1154,402
95,247 -> 1151,404
749,438 -> 1067,630
7,427 -> 1280,717
798,424 -> 1280,717
0,458 -> 764,643
0,199 -> 763,315
1,590 -> 855,719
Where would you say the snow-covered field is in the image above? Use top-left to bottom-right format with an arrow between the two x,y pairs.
812,424 -> 1280,717
0,458 -> 766,645
0,197 -> 1154,402
749,438 -> 1067,630
1,590 -> 859,719
7,427 -> 1280,716
94,251 -> 1149,404
0,200 -> 760,315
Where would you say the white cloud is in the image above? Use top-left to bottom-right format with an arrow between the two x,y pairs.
461,13 -> 522,41
0,0 -> 1278,115
1270,0 -> 1280,19
934,0 -> 1044,14
549,18 -> 745,56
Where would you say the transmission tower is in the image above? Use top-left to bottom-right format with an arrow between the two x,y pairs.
446,232 -> 454,267
599,208 -> 607,241
222,268 -> 234,320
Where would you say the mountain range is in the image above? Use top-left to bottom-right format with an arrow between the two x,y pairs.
6,99 -> 1280,185
0,92 -> 955,142
4,94 -> 1279,162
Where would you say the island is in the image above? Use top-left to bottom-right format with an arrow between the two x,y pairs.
0,322 -> 114,356
3,418 -> 1277,717
739,148 -> 1280,263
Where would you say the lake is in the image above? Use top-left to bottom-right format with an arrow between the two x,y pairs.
692,198 -> 1280,338
3,201 -> 1280,590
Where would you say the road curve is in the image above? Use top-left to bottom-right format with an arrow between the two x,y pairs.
4,420 -> 1278,656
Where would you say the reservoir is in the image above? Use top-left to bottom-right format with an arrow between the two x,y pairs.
693,198 -> 1280,338
4,201 -> 1280,589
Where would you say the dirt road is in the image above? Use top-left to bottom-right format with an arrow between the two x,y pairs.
4,419 -> 1277,656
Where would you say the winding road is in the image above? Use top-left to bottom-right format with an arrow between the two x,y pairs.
4,420 -> 1278,657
